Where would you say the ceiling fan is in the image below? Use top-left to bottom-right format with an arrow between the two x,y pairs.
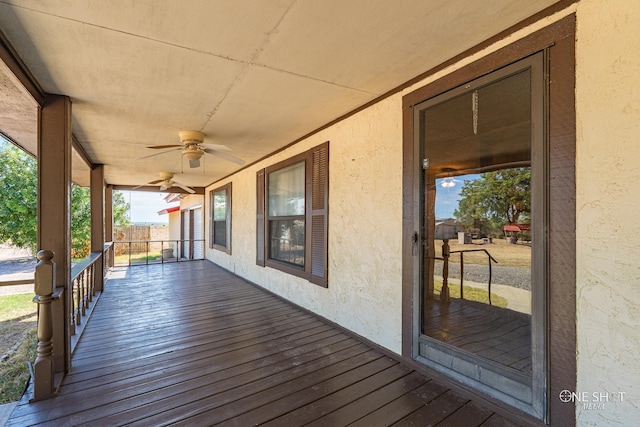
137,130 -> 245,168
133,172 -> 195,194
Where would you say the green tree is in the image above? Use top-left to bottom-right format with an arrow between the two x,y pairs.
454,167 -> 531,236
0,140 -> 37,253
0,138 -> 130,257
70,187 -> 130,258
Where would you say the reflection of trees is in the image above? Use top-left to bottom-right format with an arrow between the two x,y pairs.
454,167 -> 530,237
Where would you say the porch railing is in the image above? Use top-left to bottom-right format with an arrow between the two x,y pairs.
113,239 -> 205,266
30,242 -> 113,401
450,248 -> 498,305
69,246 -> 108,350
0,277 -> 34,287
435,239 -> 498,305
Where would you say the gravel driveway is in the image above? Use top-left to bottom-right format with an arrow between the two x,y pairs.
434,262 -> 531,290
0,244 -> 35,296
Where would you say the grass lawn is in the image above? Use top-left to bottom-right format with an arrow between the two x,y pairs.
0,293 -> 37,404
434,280 -> 508,308
114,251 -> 163,265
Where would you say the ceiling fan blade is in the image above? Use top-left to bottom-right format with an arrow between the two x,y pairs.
136,147 -> 181,160
173,181 -> 196,194
132,179 -> 164,190
189,158 -> 200,168
146,144 -> 183,149
159,183 -> 170,191
204,148 -> 245,165
202,143 -> 232,151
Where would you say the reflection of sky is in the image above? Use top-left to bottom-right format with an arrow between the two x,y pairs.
435,174 -> 480,219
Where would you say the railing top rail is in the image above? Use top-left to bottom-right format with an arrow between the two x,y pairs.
71,251 -> 103,281
104,241 -> 114,250
0,277 -> 34,286
450,248 -> 498,264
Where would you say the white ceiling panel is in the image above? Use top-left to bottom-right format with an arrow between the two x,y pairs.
0,1 -> 561,188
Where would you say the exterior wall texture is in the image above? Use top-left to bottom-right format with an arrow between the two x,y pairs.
575,0 -> 640,425
207,96 -> 404,353
205,1 -> 640,424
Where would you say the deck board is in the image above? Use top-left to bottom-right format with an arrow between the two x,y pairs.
423,298 -> 532,375
7,261 -> 521,426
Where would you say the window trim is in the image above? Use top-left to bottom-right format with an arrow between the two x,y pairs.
257,142 -> 329,287
210,182 -> 232,254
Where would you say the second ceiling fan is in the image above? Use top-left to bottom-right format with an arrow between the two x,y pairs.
133,172 -> 195,194
138,130 -> 245,168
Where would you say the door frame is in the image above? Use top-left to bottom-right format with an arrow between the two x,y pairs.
413,52 -> 546,418
401,15 -> 576,425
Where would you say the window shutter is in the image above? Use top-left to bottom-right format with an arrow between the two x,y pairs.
256,169 -> 266,266
310,143 -> 328,286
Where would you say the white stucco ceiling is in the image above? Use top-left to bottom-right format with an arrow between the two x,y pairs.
0,0 -> 559,189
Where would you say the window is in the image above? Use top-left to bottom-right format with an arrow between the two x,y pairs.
210,183 -> 231,253
257,142 -> 329,287
268,161 -> 305,266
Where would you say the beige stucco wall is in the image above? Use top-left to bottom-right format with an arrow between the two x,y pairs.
206,96 -> 404,352
575,0 -> 640,425
205,2 -> 640,424
167,211 -> 180,242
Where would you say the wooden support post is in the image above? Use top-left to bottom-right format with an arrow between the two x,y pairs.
91,165 -> 105,291
105,185 -> 114,268
38,94 -> 72,373
31,250 -> 56,402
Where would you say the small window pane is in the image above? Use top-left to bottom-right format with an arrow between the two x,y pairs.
268,161 -> 305,216
213,220 -> 227,247
213,189 -> 227,220
269,219 -> 305,267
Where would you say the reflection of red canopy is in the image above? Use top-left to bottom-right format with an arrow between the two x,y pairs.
503,225 -> 521,232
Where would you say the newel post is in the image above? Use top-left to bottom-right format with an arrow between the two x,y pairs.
32,249 -> 56,401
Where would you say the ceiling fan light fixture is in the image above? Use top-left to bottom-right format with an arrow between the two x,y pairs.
441,177 -> 456,188
182,146 -> 204,161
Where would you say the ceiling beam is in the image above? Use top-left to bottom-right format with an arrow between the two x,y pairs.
0,27 -> 45,106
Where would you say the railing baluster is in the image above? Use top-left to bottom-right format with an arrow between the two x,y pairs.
488,257 -> 493,306
87,263 -> 93,303
76,272 -> 83,324
459,252 -> 464,300
440,239 -> 451,303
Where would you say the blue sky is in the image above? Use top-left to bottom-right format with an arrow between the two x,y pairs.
118,191 -> 177,224
435,174 -> 480,219
435,180 -> 462,218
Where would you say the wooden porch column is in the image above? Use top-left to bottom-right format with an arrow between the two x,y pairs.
91,165 -> 105,291
38,94 -> 72,373
105,184 -> 114,268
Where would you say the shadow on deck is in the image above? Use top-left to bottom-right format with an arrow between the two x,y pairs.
7,261 -> 519,426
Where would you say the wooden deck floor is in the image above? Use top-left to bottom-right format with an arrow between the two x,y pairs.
7,261 -> 519,426
423,298 -> 532,375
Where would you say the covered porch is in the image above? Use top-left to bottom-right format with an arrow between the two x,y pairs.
7,261 -> 513,426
